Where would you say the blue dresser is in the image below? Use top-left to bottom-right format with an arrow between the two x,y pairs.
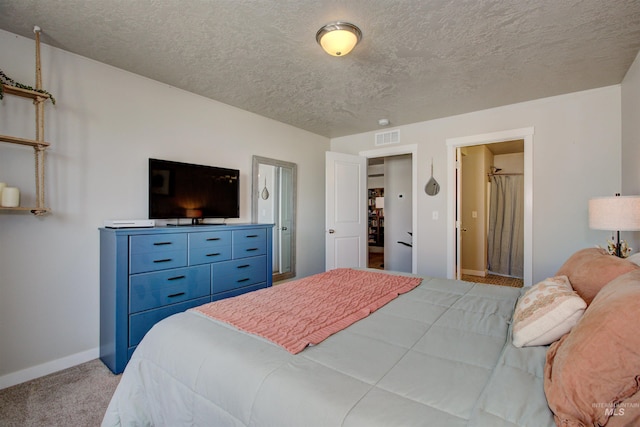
99,223 -> 273,374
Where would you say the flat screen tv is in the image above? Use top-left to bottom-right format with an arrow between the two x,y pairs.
149,158 -> 240,221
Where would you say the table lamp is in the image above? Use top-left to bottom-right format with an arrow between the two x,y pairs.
588,194 -> 640,257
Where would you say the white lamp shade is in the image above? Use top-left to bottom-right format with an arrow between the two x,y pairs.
588,196 -> 640,231
375,196 -> 384,209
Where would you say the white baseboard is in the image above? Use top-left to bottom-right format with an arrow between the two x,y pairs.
0,347 -> 99,390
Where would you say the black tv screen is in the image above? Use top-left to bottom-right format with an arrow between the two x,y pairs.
149,158 -> 240,219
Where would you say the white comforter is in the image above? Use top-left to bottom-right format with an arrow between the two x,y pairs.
102,275 -> 554,427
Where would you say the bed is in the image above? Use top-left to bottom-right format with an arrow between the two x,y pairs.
102,249 -> 640,427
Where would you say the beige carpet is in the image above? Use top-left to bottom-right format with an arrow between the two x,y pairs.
0,359 -> 120,427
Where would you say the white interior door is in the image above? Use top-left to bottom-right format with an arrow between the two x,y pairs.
325,152 -> 367,271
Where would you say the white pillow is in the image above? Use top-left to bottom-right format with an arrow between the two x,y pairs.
512,276 -> 586,347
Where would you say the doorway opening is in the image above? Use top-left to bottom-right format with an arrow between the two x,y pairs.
366,155 -> 413,272
360,145 -> 418,275
446,127 -> 534,286
367,158 -> 385,269
367,154 -> 413,273
458,141 -> 525,288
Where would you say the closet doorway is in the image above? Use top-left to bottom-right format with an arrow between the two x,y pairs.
446,127 -> 534,287
459,141 -> 524,287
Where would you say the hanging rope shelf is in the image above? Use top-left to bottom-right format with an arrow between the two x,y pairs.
0,26 -> 53,215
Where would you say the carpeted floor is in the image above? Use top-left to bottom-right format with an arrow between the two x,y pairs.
0,359 -> 120,427
368,252 -> 523,288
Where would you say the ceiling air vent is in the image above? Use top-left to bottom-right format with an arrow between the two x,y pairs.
375,129 -> 400,146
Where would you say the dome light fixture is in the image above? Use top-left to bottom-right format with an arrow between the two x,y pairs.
316,22 -> 362,57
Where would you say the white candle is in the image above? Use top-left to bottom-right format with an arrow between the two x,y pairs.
1,187 -> 20,207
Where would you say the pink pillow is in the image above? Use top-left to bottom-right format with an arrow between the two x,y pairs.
603,391 -> 640,427
544,269 -> 640,426
555,248 -> 639,304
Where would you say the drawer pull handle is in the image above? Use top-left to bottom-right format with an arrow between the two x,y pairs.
153,242 -> 172,246
167,292 -> 186,298
237,264 -> 250,269
153,258 -> 172,263
206,252 -> 221,257
206,237 -> 221,241
246,235 -> 259,238
237,278 -> 250,283
167,275 -> 186,281
246,248 -> 258,252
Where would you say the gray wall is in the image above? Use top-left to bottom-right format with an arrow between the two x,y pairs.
622,50 -> 640,252
0,29 -> 328,386
331,85 -> 623,283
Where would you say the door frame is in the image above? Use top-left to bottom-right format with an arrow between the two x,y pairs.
360,144 -> 418,275
446,128 -> 534,286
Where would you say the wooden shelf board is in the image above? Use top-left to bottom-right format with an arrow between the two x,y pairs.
0,206 -> 50,214
0,134 -> 50,147
2,84 -> 51,100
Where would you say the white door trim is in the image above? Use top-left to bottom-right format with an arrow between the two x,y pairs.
360,144 -> 418,275
446,128 -> 534,286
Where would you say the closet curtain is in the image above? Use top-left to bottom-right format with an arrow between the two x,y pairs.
487,175 -> 524,278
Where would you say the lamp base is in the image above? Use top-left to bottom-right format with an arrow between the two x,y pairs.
607,232 -> 631,258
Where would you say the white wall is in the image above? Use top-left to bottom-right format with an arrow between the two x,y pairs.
0,29 -> 328,387
331,85 -> 622,283
622,50 -> 640,252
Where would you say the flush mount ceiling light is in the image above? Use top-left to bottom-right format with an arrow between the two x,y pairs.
316,22 -> 362,56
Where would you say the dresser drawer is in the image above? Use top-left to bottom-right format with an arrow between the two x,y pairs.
130,233 -> 187,254
130,234 -> 188,274
128,296 -> 210,347
212,256 -> 267,293
189,246 -> 232,265
232,229 -> 267,259
213,282 -> 268,301
129,265 -> 210,313
189,230 -> 231,249
130,250 -> 187,274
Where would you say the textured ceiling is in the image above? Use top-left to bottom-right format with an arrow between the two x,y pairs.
1,1 -> 639,138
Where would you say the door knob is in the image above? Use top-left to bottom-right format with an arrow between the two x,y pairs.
281,226 -> 287,231
328,229 -> 335,234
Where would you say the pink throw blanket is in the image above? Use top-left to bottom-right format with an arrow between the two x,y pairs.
192,269 -> 422,354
